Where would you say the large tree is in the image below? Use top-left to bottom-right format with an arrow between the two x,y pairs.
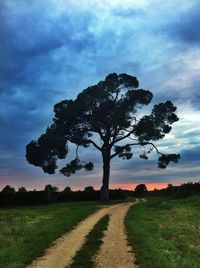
26,73 -> 180,201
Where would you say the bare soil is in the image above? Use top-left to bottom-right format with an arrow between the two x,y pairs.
27,202 -> 138,268
94,202 -> 138,268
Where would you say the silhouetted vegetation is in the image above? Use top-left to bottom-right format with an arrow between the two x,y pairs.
148,182 -> 200,198
132,182 -> 200,199
0,185 -> 127,206
135,184 -> 148,197
0,181 -> 199,206
26,73 -> 180,201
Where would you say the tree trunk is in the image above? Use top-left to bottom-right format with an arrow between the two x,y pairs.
100,151 -> 110,202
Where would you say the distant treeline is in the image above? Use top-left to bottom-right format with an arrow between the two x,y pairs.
0,182 -> 199,206
148,182 -> 200,198
0,185 -> 128,206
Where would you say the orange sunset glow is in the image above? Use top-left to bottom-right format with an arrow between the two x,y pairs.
111,182 -> 169,191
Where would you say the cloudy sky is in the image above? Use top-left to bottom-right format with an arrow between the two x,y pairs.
0,0 -> 200,191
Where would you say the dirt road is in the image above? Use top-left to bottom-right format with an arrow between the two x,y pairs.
27,202 -> 138,268
95,202 -> 138,268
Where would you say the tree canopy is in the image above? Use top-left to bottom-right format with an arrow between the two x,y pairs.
26,73 -> 180,200
135,184 -> 148,197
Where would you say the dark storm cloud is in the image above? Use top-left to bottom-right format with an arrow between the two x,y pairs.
189,77 -> 200,109
0,0 -> 199,190
111,152 -> 200,184
0,0 -> 97,179
0,1 -> 96,94
166,2 -> 200,45
180,146 -> 200,162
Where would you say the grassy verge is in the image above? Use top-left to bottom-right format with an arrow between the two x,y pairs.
0,202 -> 99,268
69,214 -> 109,268
125,196 -> 200,268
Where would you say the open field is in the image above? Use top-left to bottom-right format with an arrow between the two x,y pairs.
126,195 -> 200,268
1,196 -> 199,268
27,201 -> 137,268
0,202 -> 100,268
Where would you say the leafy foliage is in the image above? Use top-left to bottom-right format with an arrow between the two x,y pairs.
134,101 -> 178,142
26,73 -> 180,181
135,184 -> 148,197
60,159 -> 94,177
114,144 -> 133,159
158,154 -> 181,169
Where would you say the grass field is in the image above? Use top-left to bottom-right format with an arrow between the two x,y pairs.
0,202 -> 100,268
126,195 -> 200,268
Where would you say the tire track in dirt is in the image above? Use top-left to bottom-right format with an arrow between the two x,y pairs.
95,202 -> 139,268
27,204 -> 120,268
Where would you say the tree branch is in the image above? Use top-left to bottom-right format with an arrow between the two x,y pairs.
144,142 -> 163,155
111,128 -> 134,145
110,141 -> 163,159
75,145 -> 80,159
111,151 -> 120,159
127,142 -> 163,155
97,128 -> 104,140
88,139 -> 102,151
